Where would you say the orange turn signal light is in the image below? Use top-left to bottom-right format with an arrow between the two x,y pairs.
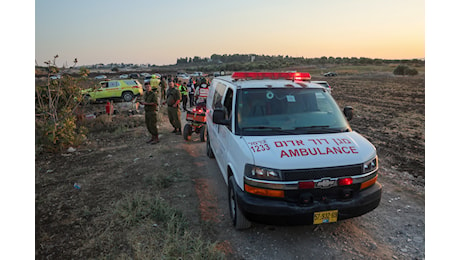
244,184 -> 285,198
360,175 -> 378,190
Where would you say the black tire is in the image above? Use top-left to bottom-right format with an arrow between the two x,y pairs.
183,124 -> 192,141
206,131 -> 215,158
83,95 -> 91,104
122,91 -> 134,102
199,125 -> 207,142
228,176 -> 251,230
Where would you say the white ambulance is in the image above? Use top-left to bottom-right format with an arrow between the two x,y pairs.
205,72 -> 381,229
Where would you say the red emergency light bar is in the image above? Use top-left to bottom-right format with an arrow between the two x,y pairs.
232,72 -> 311,81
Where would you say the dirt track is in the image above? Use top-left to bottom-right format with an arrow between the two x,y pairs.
35,74 -> 425,259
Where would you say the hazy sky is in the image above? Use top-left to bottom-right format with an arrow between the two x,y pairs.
35,0 -> 424,66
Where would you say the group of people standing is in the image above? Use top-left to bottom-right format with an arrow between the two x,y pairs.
179,77 -> 210,111
141,75 -> 210,145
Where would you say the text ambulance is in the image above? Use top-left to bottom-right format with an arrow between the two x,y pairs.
206,72 -> 381,229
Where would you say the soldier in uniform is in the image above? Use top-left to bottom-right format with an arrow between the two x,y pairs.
140,82 -> 159,144
159,76 -> 168,101
166,81 -> 182,135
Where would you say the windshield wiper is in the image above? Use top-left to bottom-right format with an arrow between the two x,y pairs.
242,126 -> 282,131
242,126 -> 297,135
295,125 -> 330,130
294,125 -> 348,133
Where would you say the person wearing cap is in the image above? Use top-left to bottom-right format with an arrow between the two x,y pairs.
166,80 -> 182,134
140,81 -> 159,144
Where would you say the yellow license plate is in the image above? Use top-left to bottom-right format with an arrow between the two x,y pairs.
313,210 -> 338,224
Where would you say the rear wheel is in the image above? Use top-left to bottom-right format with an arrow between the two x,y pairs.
183,124 -> 192,141
83,95 -> 91,104
228,176 -> 251,230
122,91 -> 134,102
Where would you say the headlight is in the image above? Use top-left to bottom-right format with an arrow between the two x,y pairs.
362,156 -> 378,174
245,164 -> 282,181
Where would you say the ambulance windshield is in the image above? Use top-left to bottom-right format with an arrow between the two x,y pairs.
236,88 -> 350,135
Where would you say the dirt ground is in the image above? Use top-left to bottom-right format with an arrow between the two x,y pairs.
35,73 -> 425,259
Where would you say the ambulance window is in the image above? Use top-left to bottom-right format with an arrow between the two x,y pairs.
212,83 -> 226,109
124,80 -> 136,86
315,92 -> 334,111
235,88 -> 349,135
108,81 -> 120,88
223,89 -> 233,119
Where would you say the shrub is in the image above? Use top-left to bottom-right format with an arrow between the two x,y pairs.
393,65 -> 418,76
35,55 -> 87,152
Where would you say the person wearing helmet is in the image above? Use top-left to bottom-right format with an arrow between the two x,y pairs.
140,81 -> 159,144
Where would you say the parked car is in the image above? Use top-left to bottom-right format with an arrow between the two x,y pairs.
213,71 -> 225,77
206,72 -> 380,229
190,72 -> 204,77
324,72 -> 337,77
50,74 -> 61,80
129,73 -> 140,79
95,75 -> 107,79
82,79 -> 143,102
177,73 -> 190,81
311,80 -> 332,93
119,74 -> 129,79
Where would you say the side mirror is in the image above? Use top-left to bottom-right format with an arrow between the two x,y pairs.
212,108 -> 230,125
343,106 -> 353,121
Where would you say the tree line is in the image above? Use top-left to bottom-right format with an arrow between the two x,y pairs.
177,54 -> 423,66
175,54 -> 424,73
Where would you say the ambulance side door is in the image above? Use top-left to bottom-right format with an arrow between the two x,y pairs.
214,87 -> 235,173
208,82 -> 227,175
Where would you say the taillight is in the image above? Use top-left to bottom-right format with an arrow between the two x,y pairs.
338,178 -> 353,186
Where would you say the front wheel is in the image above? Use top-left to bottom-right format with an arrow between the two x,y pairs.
228,176 -> 251,230
183,124 -> 192,141
206,131 -> 215,158
122,91 -> 134,102
199,125 -> 207,142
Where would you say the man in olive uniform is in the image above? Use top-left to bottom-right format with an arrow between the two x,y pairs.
141,82 -> 159,144
166,81 -> 182,135
159,76 -> 168,101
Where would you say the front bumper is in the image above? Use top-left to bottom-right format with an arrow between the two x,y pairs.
234,180 -> 382,225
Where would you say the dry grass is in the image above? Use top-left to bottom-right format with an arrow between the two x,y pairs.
36,112 -> 227,259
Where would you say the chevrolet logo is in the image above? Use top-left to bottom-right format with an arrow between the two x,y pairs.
316,178 -> 336,189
